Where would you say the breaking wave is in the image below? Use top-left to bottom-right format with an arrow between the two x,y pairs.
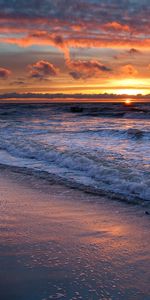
0,102 -> 150,203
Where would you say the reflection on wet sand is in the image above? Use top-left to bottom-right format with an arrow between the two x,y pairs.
0,170 -> 150,300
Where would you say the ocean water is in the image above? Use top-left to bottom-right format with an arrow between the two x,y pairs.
0,102 -> 150,203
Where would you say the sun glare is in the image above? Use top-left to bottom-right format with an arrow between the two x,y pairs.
115,89 -> 142,95
125,99 -> 132,105
111,78 -> 150,96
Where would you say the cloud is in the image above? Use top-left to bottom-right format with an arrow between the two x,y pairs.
0,67 -> 11,79
127,48 -> 141,55
104,22 -> 130,32
69,71 -> 83,80
28,60 -> 59,80
0,0 -> 149,60
68,59 -> 112,79
121,64 -> 138,76
10,80 -> 26,86
114,47 -> 142,60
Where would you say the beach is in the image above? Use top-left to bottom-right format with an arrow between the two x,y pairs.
0,169 -> 150,300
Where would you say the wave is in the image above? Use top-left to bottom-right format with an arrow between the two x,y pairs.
0,144 -> 149,203
0,103 -> 150,204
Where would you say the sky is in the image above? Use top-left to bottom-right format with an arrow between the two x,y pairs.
0,0 -> 150,96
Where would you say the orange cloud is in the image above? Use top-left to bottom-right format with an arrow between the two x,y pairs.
104,22 -> 130,32
121,64 -> 138,76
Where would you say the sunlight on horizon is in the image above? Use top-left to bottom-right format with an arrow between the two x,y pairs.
115,89 -> 144,95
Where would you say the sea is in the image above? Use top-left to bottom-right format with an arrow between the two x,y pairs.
0,101 -> 150,203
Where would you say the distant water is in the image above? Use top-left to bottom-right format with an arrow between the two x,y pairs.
0,102 -> 150,203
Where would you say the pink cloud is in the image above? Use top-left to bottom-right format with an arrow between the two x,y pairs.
28,60 -> 59,80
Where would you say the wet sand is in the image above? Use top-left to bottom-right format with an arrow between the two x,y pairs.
0,170 -> 150,300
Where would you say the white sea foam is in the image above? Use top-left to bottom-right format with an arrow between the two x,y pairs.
0,103 -> 150,202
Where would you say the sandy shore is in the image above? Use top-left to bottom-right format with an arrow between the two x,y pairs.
0,169 -> 150,300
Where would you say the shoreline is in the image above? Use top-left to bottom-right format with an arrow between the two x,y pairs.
0,168 -> 150,299
0,163 -> 149,209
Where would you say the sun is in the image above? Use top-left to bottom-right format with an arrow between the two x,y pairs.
125,99 -> 132,105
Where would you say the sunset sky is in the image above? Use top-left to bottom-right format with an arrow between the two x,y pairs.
0,0 -> 150,96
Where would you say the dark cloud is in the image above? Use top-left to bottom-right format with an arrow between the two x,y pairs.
114,47 -> 142,60
28,60 -> 59,80
127,48 -> 141,55
69,71 -> 82,80
0,67 -> 11,79
0,0 -> 149,20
